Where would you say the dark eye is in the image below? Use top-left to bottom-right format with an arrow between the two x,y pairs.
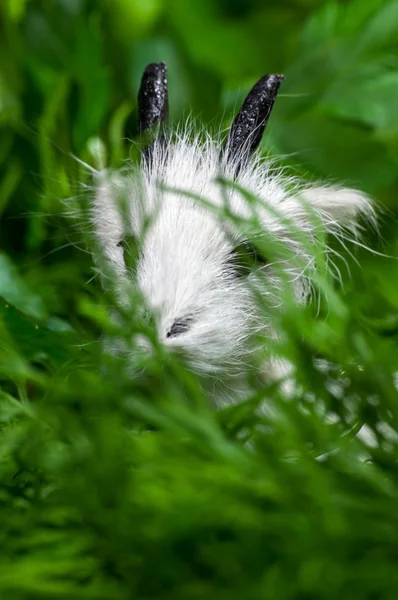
166,316 -> 194,338
226,240 -> 268,277
117,234 -> 140,269
117,234 -> 137,250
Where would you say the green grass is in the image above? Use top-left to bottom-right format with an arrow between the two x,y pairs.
1,1 -> 398,598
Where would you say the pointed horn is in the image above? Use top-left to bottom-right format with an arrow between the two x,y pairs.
138,62 -> 168,157
224,73 -> 284,170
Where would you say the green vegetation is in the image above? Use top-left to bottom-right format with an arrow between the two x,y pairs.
0,1 -> 398,598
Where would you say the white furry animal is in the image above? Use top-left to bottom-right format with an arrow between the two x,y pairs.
92,62 -> 375,408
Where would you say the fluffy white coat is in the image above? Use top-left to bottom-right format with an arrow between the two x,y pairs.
92,132 -> 375,407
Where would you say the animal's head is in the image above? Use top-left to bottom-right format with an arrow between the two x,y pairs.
93,62 -> 374,388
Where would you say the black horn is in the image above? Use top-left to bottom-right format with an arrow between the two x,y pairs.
224,73 -> 284,171
138,61 -> 169,157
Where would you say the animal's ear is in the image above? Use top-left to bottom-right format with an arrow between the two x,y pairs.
137,61 -> 169,163
223,73 -> 284,174
299,186 -> 375,233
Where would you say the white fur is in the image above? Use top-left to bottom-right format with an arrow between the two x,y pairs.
92,130 -> 375,408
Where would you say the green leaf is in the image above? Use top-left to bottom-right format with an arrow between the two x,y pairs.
167,0 -> 264,79
0,253 -> 47,322
358,0 -> 398,51
0,160 -> 22,216
273,113 -> 397,191
2,0 -> 27,23
301,2 -> 340,51
105,0 -> 163,38
0,71 -> 21,123
322,69 -> 398,129
0,300 -> 80,369
108,102 -> 133,167
71,17 -> 111,149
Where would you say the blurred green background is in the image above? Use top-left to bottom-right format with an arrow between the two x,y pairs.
1,1 -> 398,598
1,0 -> 398,323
